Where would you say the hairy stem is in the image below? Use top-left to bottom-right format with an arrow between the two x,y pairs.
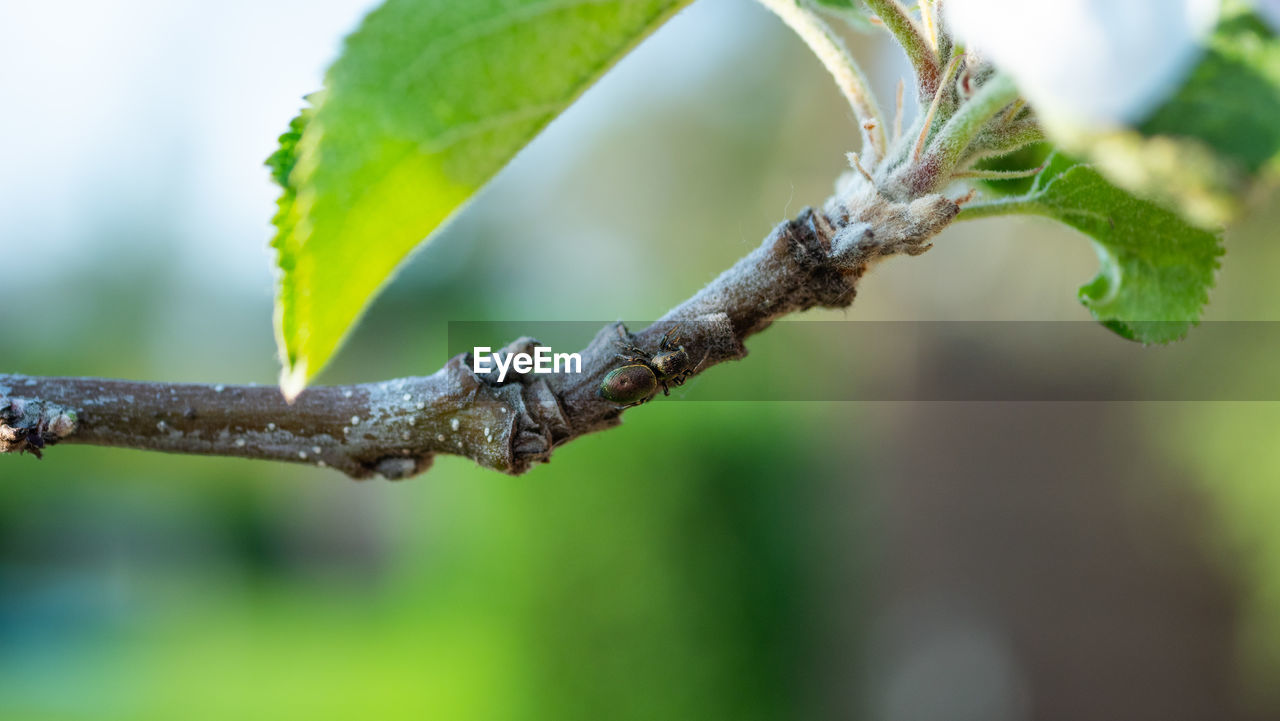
887,72 -> 1019,197
926,73 -> 1017,170
954,196 -> 1043,221
951,164 -> 1043,180
917,0 -> 938,52
757,0 -> 887,162
934,0 -> 954,66
912,52 -> 965,161
863,0 -> 941,99
964,119 -> 1045,162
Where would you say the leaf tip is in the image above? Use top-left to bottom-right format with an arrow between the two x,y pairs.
279,362 -> 308,404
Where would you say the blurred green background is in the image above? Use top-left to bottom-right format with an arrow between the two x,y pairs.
3,1 -> 1280,719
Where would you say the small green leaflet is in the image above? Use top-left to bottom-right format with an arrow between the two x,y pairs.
1142,5 -> 1280,175
972,141 -> 1050,198
965,154 -> 1224,343
809,0 -> 876,32
270,0 -> 691,399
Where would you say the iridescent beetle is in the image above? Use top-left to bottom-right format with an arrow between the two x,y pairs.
598,324 -> 699,408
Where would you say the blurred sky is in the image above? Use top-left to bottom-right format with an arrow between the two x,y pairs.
0,0 -> 817,294
2,0 -> 376,290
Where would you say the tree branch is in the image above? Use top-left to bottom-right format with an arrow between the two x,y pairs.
1,189 -> 960,480
4,48 -> 1037,480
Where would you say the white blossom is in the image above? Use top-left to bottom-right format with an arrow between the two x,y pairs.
945,0 -> 1220,128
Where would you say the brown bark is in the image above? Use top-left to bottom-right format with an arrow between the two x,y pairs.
1,190 -> 959,479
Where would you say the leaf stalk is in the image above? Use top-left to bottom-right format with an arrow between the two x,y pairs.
756,0 -> 888,162
862,0 -> 941,98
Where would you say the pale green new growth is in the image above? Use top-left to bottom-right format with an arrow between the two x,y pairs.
959,155 -> 1223,343
270,0 -> 691,398
912,52 -> 964,161
925,73 -> 1018,176
861,0 -> 940,98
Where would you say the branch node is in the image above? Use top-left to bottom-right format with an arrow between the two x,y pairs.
3,178 -> 969,479
0,396 -> 78,459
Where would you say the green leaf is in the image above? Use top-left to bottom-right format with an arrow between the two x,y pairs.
1141,6 -> 1280,174
1060,3 -> 1280,227
270,0 -> 692,398
968,155 -> 1224,343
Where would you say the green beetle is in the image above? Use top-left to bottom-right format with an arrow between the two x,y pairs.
597,325 -> 697,407
598,364 -> 659,407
